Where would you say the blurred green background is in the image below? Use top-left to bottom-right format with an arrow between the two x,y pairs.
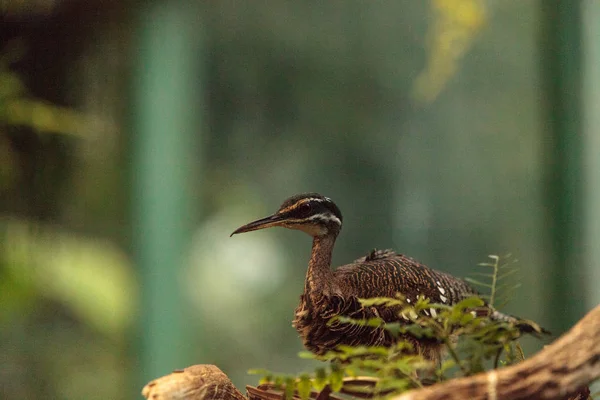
1,1 -> 599,399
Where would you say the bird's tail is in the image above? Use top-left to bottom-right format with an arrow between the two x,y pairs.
489,309 -> 550,335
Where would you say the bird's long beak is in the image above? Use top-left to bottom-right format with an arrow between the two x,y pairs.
230,214 -> 285,237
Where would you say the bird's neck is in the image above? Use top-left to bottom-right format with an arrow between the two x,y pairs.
305,234 -> 337,297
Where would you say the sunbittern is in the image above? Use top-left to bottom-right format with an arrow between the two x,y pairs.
231,193 -> 544,362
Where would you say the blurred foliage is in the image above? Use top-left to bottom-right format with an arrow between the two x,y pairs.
413,0 -> 487,103
0,34 -> 129,399
0,0 -> 563,399
0,39 -> 94,204
0,37 -> 126,328
1,218 -> 136,337
0,40 -> 86,135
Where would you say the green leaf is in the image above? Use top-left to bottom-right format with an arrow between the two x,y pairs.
464,277 -> 493,288
284,376 -> 295,399
274,375 -> 284,388
455,296 -> 485,309
330,364 -> 344,392
359,297 -> 404,307
332,315 -> 383,327
247,368 -> 270,376
297,374 -> 312,400
438,359 -> 455,375
260,374 -> 273,385
376,379 -> 412,392
477,262 -> 496,267
459,313 -> 475,326
384,322 -> 401,335
394,340 -> 415,353
297,351 -> 316,359
470,272 -> 495,278
314,368 -> 327,391
399,324 -> 436,339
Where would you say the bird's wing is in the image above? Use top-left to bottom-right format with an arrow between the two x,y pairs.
335,253 -> 477,306
334,254 -> 549,335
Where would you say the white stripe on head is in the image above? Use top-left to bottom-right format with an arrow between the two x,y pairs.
307,213 -> 342,226
305,197 -> 334,205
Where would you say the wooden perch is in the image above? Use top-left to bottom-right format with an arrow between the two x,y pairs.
142,304 -> 600,400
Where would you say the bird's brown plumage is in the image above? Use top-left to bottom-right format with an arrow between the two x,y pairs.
292,241 -> 476,361
231,193 -> 544,362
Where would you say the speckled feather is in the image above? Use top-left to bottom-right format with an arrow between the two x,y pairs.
293,249 -> 476,360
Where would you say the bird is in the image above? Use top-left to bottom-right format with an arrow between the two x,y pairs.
231,192 -> 544,363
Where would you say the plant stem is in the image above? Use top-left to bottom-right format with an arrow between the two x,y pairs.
489,255 -> 499,307
443,338 -> 468,375
493,347 -> 503,369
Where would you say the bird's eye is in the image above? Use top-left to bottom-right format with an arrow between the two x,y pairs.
298,202 -> 314,214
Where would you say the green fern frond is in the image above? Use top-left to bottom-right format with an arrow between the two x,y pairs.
469,254 -> 521,308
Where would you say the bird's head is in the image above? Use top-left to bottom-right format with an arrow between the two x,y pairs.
231,193 -> 343,238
